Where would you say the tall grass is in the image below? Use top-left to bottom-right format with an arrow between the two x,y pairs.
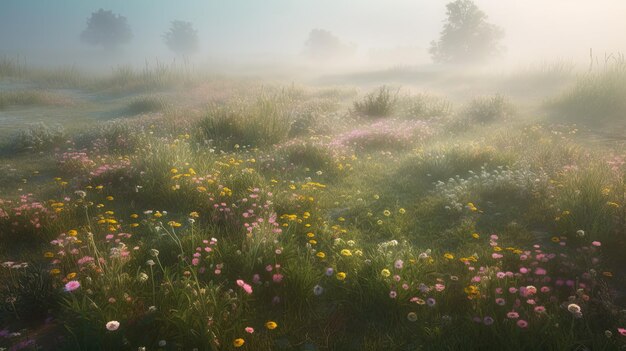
353,86 -> 398,117
547,64 -> 626,126
197,94 -> 294,148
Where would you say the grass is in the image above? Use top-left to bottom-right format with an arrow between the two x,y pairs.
353,86 -> 398,117
0,90 -> 70,110
0,63 -> 625,351
547,64 -> 626,127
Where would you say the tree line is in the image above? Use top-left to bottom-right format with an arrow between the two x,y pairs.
81,0 -> 503,64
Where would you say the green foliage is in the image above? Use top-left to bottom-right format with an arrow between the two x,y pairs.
430,0 -> 504,63
547,65 -> 626,126
126,95 -> 169,115
461,94 -> 515,124
80,9 -> 132,50
197,95 -> 293,148
163,20 -> 199,56
398,93 -> 453,119
353,86 -> 398,117
3,122 -> 66,153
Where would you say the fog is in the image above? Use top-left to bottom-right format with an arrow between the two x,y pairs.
1,0 -> 625,73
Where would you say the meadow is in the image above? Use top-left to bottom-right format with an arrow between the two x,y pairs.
1,57 -> 625,350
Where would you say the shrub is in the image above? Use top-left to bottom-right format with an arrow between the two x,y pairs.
461,94 -> 515,124
398,93 -> 453,119
126,95 -> 168,115
3,123 -> 66,153
353,86 -> 398,117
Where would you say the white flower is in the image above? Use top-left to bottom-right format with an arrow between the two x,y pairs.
567,303 -> 581,314
105,320 -> 120,331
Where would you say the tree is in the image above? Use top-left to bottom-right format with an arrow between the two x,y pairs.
429,0 -> 504,63
163,20 -> 199,56
304,29 -> 355,61
80,9 -> 132,50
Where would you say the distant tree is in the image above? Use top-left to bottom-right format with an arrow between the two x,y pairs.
80,9 -> 132,50
305,29 -> 355,61
163,20 -> 199,56
429,0 -> 504,63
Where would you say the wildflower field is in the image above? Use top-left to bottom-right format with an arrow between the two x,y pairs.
1,61 -> 626,350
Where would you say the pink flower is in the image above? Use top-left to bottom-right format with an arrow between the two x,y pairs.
64,280 -> 80,292
534,268 -> 547,275
496,298 -> 506,306
534,306 -> 546,313
507,311 -> 519,319
272,273 -> 283,283
517,320 -> 528,328
591,241 -> 601,247
191,258 -> 200,266
618,328 -> 626,336
245,327 -> 254,334
105,321 -> 120,331
435,283 -> 445,292
243,284 -> 253,294
394,259 -> 404,269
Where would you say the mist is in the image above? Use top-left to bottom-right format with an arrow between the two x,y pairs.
2,2 -> 626,350
2,0 -> 625,72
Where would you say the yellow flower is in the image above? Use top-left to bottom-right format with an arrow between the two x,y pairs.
383,210 -> 391,217
493,246 -> 502,252
189,211 -> 199,218
377,220 -> 383,225
154,212 -> 163,218
50,268 -> 60,275
168,221 -> 182,227
381,269 -> 391,277
233,338 -> 245,347
607,202 -> 620,208
336,272 -> 346,280
340,249 -> 352,257
443,253 -> 454,260
66,272 -> 77,279
316,252 -> 326,259
130,214 -> 139,219
265,321 -> 278,330
44,252 -> 54,258
170,168 -> 178,174
471,233 -> 480,239
398,208 -> 406,214
106,196 -> 114,201
551,236 -> 560,243
67,229 -> 78,236
309,239 -> 317,245
131,223 -> 139,228
306,232 -> 315,238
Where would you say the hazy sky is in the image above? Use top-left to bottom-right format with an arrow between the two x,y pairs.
1,0 -> 625,68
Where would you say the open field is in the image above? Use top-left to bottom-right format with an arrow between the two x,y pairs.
1,60 -> 626,350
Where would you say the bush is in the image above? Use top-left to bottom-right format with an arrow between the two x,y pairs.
398,93 -> 453,119
126,95 -> 168,115
2,123 -> 66,153
353,86 -> 398,117
461,94 -> 515,124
